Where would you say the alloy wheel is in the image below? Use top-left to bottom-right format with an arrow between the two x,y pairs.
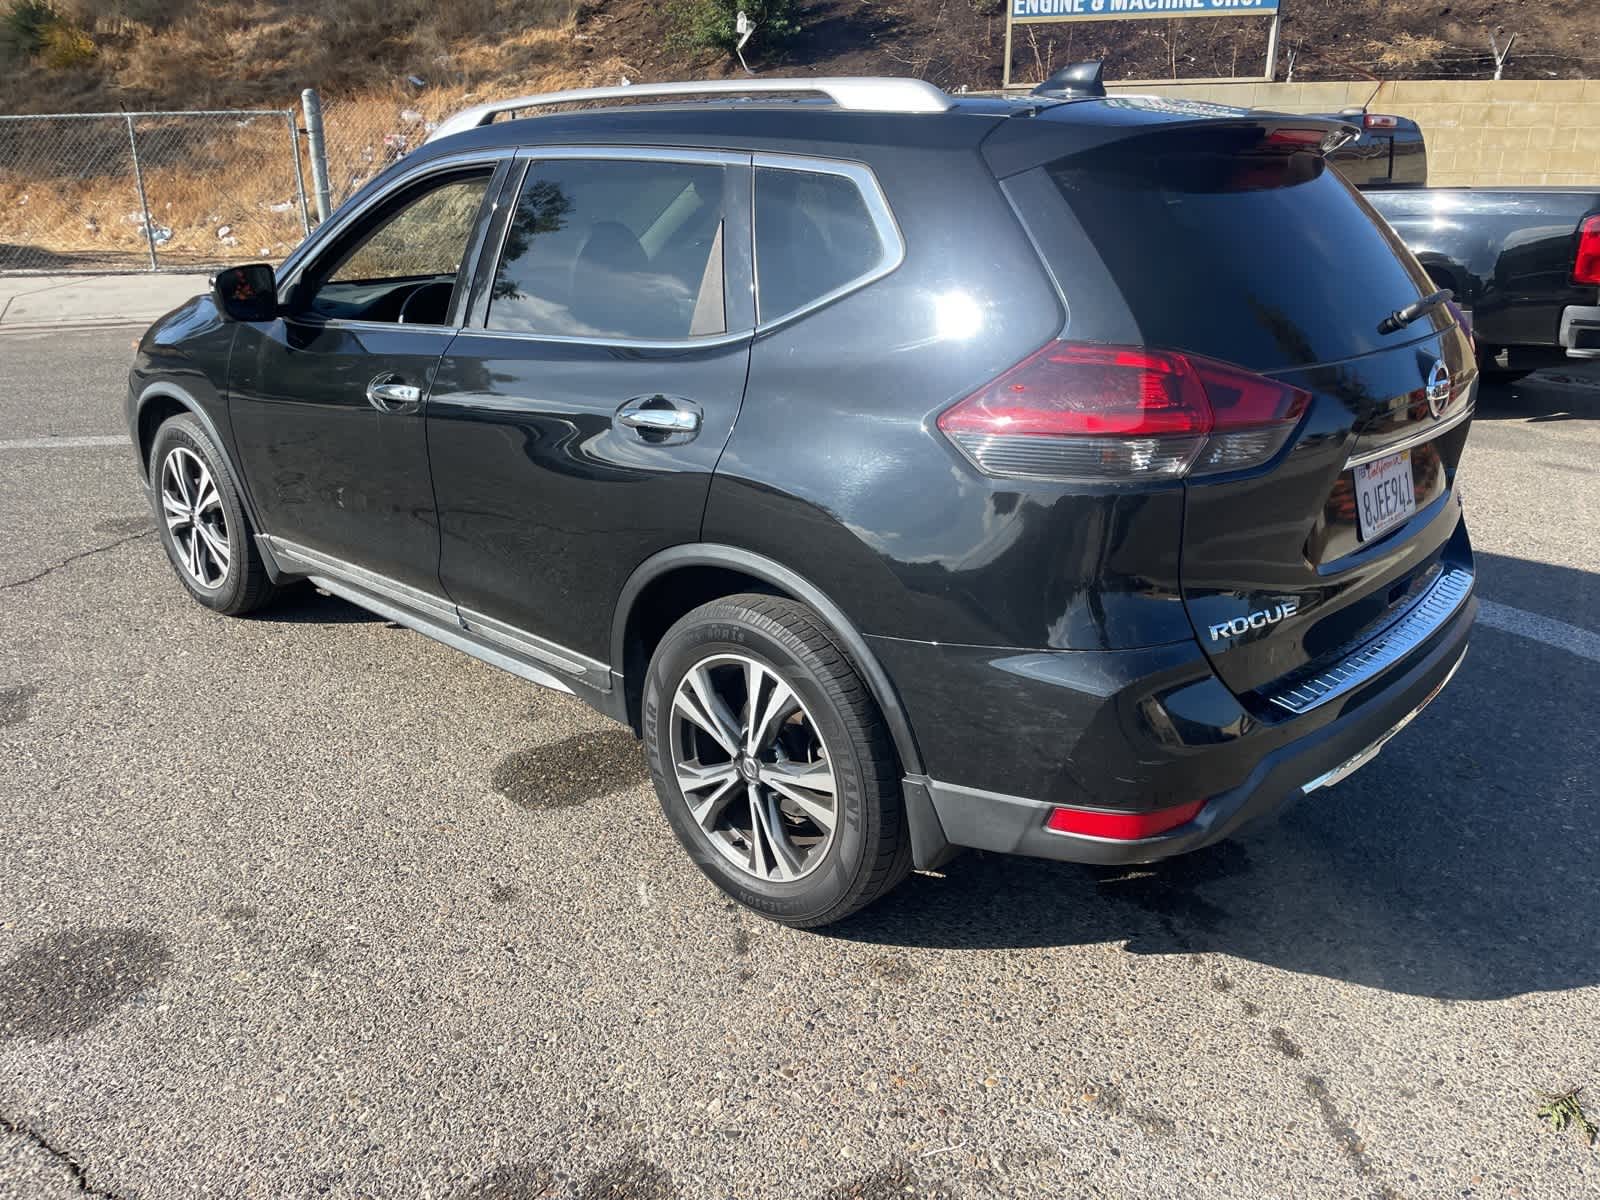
160,446 -> 230,589
669,653 -> 839,883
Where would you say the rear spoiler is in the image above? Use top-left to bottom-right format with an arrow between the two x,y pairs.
984,108 -> 1361,178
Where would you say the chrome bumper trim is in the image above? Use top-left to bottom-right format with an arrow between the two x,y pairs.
1301,645 -> 1468,792
1269,564 -> 1474,715
1344,400 -> 1474,469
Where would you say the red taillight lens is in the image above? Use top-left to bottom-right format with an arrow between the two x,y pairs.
937,341 -> 1309,482
1363,113 -> 1400,130
1045,800 -> 1204,840
1574,214 -> 1600,286
1263,127 -> 1329,149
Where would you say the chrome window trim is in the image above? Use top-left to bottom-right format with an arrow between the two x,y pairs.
512,144 -> 750,168
277,148 -> 517,299
1344,399 -> 1474,469
1266,564 -> 1474,715
472,145 -> 755,349
749,152 -> 905,332
453,326 -> 753,352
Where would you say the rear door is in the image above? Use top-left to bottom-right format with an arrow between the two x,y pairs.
1024,124 -> 1476,702
425,148 -> 754,665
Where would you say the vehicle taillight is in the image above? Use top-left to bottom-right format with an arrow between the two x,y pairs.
1363,113 -> 1400,130
937,341 -> 1310,482
1574,214 -> 1600,286
1263,127 -> 1329,149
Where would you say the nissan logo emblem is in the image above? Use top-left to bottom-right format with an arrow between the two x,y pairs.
1425,360 -> 1451,419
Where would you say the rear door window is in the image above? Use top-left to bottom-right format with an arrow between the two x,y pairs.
1031,137 -> 1440,370
754,162 -> 899,323
487,157 -> 733,341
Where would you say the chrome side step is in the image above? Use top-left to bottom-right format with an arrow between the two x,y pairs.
261,535 -> 611,698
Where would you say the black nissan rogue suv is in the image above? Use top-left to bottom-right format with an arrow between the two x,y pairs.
127,78 -> 1477,927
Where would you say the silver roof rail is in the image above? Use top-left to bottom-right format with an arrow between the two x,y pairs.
425,77 -> 954,143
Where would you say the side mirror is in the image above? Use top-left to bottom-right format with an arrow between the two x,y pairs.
212,263 -> 278,322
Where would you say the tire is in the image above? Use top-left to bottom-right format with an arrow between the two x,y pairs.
148,413 -> 279,616
643,594 -> 912,928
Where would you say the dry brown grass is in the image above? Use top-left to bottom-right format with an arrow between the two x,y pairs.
2,0 -> 583,113
0,0 -> 649,267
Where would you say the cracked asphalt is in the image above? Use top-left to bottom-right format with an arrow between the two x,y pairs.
1,325 -> 1597,1199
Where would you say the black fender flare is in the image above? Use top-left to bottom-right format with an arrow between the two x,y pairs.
612,543 -> 925,778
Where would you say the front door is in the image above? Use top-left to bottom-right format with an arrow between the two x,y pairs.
425,150 -> 755,663
229,163 -> 501,594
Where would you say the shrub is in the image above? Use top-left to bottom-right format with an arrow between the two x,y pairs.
1,0 -> 56,56
666,0 -> 800,57
40,16 -> 92,66
1,0 -> 94,67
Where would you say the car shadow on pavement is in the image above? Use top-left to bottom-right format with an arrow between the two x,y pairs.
248,585 -> 386,625
830,552 -> 1598,1003
1475,359 -> 1600,422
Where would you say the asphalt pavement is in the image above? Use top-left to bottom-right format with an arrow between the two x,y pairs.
1,325 -> 1597,1199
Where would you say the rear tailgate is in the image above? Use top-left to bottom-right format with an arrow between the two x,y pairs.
1021,117 -> 1476,701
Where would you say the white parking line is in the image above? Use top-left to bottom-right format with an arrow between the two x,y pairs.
0,435 -> 126,451
1477,598 -> 1600,666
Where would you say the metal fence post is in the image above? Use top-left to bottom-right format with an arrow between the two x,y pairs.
301,88 -> 332,225
285,109 -> 311,236
125,113 -> 158,271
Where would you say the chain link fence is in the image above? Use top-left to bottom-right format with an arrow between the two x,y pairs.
0,109 -> 310,274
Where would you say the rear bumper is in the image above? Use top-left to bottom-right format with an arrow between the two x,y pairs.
882,566 -> 1476,869
1560,304 -> 1600,358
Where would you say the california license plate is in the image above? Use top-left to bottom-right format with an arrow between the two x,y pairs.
1354,449 -> 1417,541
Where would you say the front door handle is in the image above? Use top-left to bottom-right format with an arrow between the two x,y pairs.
366,373 -> 422,414
616,395 -> 701,441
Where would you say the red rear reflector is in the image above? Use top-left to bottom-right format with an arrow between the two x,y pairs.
1574,214 -> 1600,286
1363,113 -> 1400,130
937,341 -> 1309,481
1045,800 -> 1205,840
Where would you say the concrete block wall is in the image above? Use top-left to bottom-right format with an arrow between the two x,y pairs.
1104,79 -> 1600,187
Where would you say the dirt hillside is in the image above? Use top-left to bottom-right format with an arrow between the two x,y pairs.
0,0 -> 1595,116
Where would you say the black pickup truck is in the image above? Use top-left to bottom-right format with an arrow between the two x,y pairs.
1321,110 -> 1600,379
1362,187 -> 1600,377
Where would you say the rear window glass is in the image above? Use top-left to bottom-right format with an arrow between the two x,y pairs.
1041,143 -> 1438,370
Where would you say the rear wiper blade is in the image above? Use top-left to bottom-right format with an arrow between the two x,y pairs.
1378,288 -> 1452,335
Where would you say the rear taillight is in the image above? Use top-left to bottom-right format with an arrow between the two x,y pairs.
937,341 -> 1310,482
1363,113 -> 1400,130
1574,214 -> 1600,286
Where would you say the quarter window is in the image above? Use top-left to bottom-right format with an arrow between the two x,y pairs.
755,165 -> 891,323
487,158 -> 731,341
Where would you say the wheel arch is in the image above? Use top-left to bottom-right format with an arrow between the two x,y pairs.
135,380 -> 287,579
612,544 -> 926,779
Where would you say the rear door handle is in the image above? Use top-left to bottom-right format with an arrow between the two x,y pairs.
366,373 -> 422,414
616,395 -> 701,440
